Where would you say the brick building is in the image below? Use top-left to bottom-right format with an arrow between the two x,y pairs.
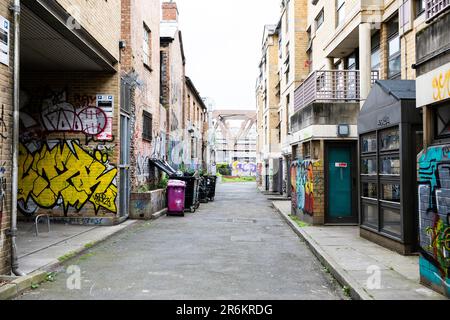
256,25 -> 282,193
0,1 -> 14,275
160,2 -> 207,172
121,0 -> 162,192
185,77 -> 208,171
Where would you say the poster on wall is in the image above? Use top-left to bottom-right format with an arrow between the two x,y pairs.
0,16 -> 10,66
96,95 -> 114,141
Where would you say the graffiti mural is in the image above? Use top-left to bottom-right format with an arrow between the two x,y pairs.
291,160 -> 320,216
418,145 -> 450,296
18,141 -> 118,216
232,161 -> 257,177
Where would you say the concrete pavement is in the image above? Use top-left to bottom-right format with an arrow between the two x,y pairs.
16,182 -> 346,300
272,201 -> 447,300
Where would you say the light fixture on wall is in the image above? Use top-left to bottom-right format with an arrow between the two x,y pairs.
337,124 -> 350,137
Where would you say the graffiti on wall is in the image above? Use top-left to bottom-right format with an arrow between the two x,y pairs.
0,104 -> 7,141
0,164 -> 6,230
232,162 -> 257,177
151,132 -> 167,160
291,160 -> 321,216
20,90 -> 113,143
418,146 -> 450,295
137,155 -> 151,184
18,141 -> 118,216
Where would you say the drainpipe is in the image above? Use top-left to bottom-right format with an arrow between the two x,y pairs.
10,0 -> 25,277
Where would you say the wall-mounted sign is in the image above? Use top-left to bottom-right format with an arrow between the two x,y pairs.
417,61 -> 450,107
0,16 -> 10,66
335,163 -> 348,168
96,95 -> 114,141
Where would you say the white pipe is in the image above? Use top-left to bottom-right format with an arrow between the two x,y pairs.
10,0 -> 25,276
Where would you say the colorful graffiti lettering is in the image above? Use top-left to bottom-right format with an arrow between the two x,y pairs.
418,145 -> 450,296
41,94 -> 107,136
291,160 -> 320,216
232,161 -> 257,177
18,141 -> 118,216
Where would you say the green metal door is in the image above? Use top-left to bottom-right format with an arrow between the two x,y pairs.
328,147 -> 352,219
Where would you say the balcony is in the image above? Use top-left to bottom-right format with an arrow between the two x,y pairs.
426,0 -> 450,21
294,70 -> 379,112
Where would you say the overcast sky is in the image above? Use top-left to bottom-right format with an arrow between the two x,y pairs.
172,0 -> 280,109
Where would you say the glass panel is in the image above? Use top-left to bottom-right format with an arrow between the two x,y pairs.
363,204 -> 378,226
361,158 -> 377,175
361,133 -> 377,153
380,155 -> 400,175
382,208 -> 401,236
435,105 -> 450,138
362,182 -> 377,199
380,128 -> 400,151
388,54 -> 401,78
371,49 -> 380,71
381,183 -> 401,203
389,35 -> 400,56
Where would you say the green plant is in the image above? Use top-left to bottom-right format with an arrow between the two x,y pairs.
343,286 -> 351,297
46,272 -> 57,282
58,251 -> 77,263
84,242 -> 95,249
31,283 -> 40,290
217,163 -> 231,176
289,214 -> 310,228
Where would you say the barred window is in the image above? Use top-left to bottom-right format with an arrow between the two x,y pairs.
143,111 -> 153,141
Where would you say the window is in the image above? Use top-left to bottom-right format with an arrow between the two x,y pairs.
434,104 -> 450,140
143,24 -> 152,69
381,183 -> 401,203
336,0 -> 345,27
361,158 -> 377,175
416,0 -> 426,17
361,133 -> 377,153
380,155 -> 400,175
381,208 -> 401,235
362,204 -> 378,227
387,16 -> 401,79
362,182 -> 377,199
380,127 -> 400,151
371,32 -> 381,73
315,9 -> 324,31
142,111 -> 153,141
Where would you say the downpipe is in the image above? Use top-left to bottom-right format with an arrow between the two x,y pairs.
10,0 -> 25,277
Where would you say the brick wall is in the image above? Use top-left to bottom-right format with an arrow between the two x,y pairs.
56,0 -> 121,60
121,0 -> 161,191
19,71 -> 121,221
0,1 -> 13,275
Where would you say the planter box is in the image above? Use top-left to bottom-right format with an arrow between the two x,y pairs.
130,189 -> 167,220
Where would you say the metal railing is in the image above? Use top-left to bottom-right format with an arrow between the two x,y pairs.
294,70 -> 365,112
426,0 -> 450,21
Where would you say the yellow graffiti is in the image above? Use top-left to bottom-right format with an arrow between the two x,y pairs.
18,142 -> 118,215
432,70 -> 450,102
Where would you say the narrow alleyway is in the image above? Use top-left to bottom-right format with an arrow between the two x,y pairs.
16,183 -> 345,300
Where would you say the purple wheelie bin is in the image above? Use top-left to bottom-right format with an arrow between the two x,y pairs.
167,180 -> 186,216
